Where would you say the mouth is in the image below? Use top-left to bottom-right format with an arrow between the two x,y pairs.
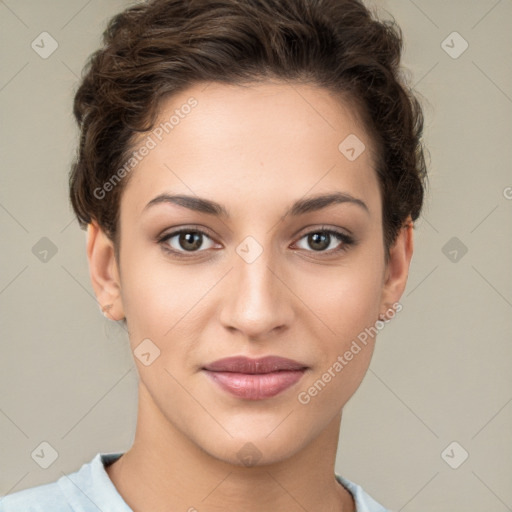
202,355 -> 308,400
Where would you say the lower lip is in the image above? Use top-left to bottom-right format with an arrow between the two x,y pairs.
203,369 -> 306,400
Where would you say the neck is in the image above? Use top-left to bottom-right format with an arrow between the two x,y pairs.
106,381 -> 355,512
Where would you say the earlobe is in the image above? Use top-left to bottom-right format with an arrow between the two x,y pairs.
379,217 -> 414,317
86,221 -> 125,321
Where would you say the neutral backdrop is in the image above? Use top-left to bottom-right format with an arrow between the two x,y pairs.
1,1 -> 511,510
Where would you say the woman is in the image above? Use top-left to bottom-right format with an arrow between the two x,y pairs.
0,0 -> 426,510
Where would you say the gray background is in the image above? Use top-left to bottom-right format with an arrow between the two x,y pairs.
1,0 -> 511,510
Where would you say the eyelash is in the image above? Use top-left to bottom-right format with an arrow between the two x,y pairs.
157,226 -> 355,259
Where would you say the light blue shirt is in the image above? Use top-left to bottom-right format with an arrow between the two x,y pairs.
0,452 -> 392,511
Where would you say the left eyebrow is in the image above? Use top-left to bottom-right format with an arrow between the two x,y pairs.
142,191 -> 369,218
288,192 -> 369,216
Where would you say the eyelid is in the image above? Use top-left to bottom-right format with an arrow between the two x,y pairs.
294,223 -> 353,239
158,225 -> 212,238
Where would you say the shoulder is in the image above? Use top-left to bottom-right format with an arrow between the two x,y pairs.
0,480 -> 72,512
0,452 -> 126,512
335,473 -> 394,512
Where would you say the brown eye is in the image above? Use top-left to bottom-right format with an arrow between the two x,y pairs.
176,232 -> 204,251
294,228 -> 354,254
307,232 -> 331,251
160,229 -> 216,254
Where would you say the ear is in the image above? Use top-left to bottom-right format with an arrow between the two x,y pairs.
86,221 -> 125,321
379,216 -> 414,317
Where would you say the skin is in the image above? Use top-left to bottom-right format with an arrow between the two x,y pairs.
87,80 -> 414,512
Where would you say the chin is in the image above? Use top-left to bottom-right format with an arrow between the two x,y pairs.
192,423 -> 313,468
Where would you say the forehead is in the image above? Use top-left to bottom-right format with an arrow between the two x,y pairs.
120,80 -> 381,221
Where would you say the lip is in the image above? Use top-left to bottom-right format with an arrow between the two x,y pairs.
202,356 -> 308,400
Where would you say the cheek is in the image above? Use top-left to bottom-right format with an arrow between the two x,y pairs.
292,257 -> 384,406
120,247 -> 193,322
294,276 -> 380,417
295,259 -> 384,343
119,249 -> 221,360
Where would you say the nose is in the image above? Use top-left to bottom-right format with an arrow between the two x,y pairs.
219,242 -> 294,340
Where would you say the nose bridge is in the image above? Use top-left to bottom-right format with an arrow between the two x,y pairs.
221,235 -> 291,337
237,241 -> 275,299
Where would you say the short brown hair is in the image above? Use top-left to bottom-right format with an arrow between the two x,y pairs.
69,0 -> 428,260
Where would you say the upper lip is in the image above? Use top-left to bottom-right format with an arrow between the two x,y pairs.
203,356 -> 308,374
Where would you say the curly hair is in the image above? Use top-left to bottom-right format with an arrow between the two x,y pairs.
69,0 -> 428,261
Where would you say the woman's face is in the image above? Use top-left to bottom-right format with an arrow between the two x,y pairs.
89,80 -> 412,466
